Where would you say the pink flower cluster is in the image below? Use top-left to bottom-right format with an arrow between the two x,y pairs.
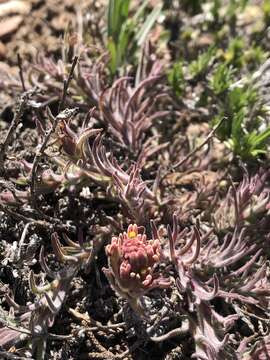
104,224 -> 170,301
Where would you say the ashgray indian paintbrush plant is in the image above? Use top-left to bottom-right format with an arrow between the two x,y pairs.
103,168 -> 270,359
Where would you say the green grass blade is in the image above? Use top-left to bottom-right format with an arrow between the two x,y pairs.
135,4 -> 162,46
249,126 -> 270,147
